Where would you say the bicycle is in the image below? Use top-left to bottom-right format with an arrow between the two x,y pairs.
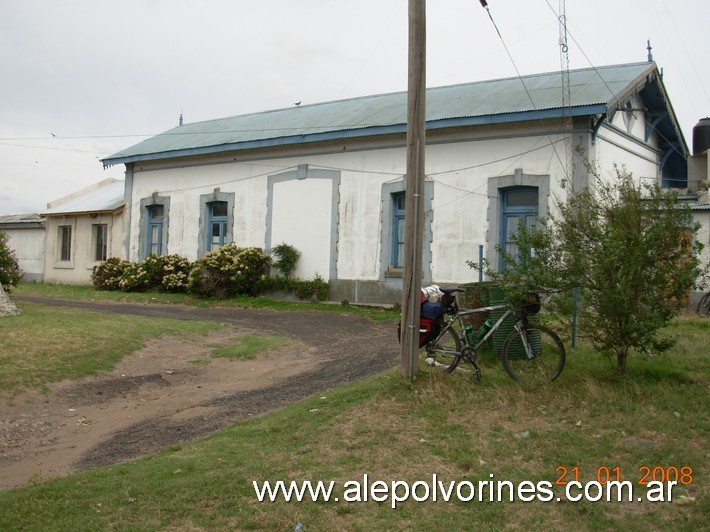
697,291 -> 710,317
422,287 -> 566,384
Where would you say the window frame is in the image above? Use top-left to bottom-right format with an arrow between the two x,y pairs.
207,201 -> 228,251
379,180 -> 434,282
486,169 -> 550,275
138,195 -> 170,261
499,186 -> 539,270
391,192 -> 406,269
198,190 -> 235,256
147,204 -> 164,256
59,225 -> 72,262
93,223 -> 108,262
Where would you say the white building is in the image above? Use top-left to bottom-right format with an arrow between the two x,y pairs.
103,62 -> 688,304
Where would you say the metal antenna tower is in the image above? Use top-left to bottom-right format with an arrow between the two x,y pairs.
559,0 -> 574,188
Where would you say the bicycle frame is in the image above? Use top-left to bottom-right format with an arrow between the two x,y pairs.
429,303 -> 534,360
423,289 -> 565,382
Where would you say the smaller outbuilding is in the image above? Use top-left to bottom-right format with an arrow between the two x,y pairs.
41,178 -> 126,285
0,213 -> 46,282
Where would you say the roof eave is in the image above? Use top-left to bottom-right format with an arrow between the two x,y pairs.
605,63 -> 688,157
41,204 -> 126,218
0,222 -> 45,229
102,105 -> 606,167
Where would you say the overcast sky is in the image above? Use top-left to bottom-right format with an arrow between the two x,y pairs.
1,0 -> 708,214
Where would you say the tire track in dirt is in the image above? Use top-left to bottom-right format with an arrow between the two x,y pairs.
8,296 -> 398,481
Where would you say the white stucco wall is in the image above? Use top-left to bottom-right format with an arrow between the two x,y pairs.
124,116 -> 666,302
128,163 -> 272,261
271,177 -> 333,280
596,103 -> 660,187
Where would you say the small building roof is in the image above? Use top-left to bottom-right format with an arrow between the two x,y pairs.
0,213 -> 45,229
42,178 -> 125,217
103,62 -> 685,170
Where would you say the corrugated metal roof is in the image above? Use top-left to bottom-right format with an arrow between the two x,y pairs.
104,62 -> 657,166
0,213 -> 44,226
42,179 -> 125,216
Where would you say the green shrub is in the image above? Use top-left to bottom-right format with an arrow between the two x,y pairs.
294,274 -> 329,301
91,257 -> 131,291
188,245 -> 271,298
0,231 -> 22,292
270,242 -> 301,278
258,274 -> 329,302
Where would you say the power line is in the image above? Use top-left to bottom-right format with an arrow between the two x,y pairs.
478,1 -> 570,181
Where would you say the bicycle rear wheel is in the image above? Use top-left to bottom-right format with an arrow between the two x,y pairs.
425,327 -> 462,373
501,325 -> 565,384
697,293 -> 710,317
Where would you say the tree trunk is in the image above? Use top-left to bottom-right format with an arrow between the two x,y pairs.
616,349 -> 628,375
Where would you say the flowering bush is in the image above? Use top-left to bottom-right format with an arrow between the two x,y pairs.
118,261 -> 153,292
92,254 -> 191,292
91,257 -> 132,290
159,255 -> 192,293
117,254 -> 192,292
0,231 -> 23,293
188,245 -> 271,298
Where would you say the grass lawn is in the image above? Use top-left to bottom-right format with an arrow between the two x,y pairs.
13,282 -> 400,321
0,293 -> 707,529
0,301 -> 224,398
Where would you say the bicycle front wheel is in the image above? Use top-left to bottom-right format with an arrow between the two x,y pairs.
501,325 -> 565,384
697,293 -> 710,317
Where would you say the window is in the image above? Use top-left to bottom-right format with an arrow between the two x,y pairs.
391,192 -> 406,269
59,225 -> 72,261
94,224 -> 108,261
500,187 -> 538,270
139,195 -> 170,261
379,181 -> 434,281
147,204 -> 164,256
207,201 -> 228,251
486,169 -> 551,276
199,190 -> 234,256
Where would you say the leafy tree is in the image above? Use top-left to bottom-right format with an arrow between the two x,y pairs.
0,231 -> 23,292
475,168 -> 706,375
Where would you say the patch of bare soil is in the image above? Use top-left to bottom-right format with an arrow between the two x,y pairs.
0,328 -> 319,490
1,298 -> 399,491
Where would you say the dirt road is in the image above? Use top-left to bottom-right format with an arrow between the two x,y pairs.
1,297 -> 398,490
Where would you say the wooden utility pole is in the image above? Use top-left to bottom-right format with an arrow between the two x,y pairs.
400,0 -> 426,378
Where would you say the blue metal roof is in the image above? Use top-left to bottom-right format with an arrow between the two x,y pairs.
103,62 -> 681,166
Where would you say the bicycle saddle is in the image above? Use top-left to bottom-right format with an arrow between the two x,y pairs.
439,287 -> 464,294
